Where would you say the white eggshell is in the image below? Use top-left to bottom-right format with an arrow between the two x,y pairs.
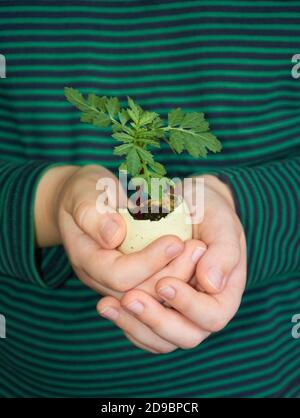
118,200 -> 192,254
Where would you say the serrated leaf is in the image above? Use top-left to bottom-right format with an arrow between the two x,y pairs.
64,87 -> 89,112
196,132 -> 222,153
169,130 -> 185,153
192,121 -> 210,132
152,116 -> 164,129
142,139 -> 161,148
113,143 -> 133,156
127,96 -> 141,124
105,97 -> 120,117
80,113 -> 93,123
137,128 -> 164,142
112,132 -> 134,143
118,109 -> 129,126
184,135 -> 203,157
122,125 -> 135,136
168,108 -> 184,127
181,112 -> 204,129
149,161 -> 166,176
93,112 -> 111,127
87,93 -> 97,107
136,147 -> 154,164
139,111 -> 157,125
127,109 -> 139,124
95,96 -> 108,112
184,130 -> 222,157
126,147 -> 141,176
111,121 -> 123,132
65,87 -> 222,190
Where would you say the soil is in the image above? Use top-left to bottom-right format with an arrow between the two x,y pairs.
129,206 -> 170,221
128,197 -> 176,221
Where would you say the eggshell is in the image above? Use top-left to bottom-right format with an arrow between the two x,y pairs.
118,200 -> 192,254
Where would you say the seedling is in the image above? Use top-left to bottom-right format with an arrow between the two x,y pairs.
64,88 -> 222,252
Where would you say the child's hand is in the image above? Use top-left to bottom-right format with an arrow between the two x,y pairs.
97,175 -> 246,353
35,165 -> 202,297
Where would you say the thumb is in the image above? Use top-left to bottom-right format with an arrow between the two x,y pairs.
196,239 -> 240,293
73,199 -> 126,249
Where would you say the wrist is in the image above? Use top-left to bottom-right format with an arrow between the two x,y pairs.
35,165 -> 80,247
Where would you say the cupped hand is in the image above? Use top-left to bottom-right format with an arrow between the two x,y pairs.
97,175 -> 246,353
56,165 -> 204,297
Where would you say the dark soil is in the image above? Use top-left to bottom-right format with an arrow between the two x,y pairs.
128,193 -> 179,221
129,204 -> 171,221
128,200 -> 174,221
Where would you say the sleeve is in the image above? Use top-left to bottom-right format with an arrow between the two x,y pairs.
215,155 -> 300,288
0,160 -> 73,288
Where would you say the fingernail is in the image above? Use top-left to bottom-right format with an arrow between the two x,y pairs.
158,286 -> 176,300
100,307 -> 119,321
165,244 -> 182,258
126,300 -> 144,315
191,246 -> 206,263
101,219 -> 119,243
207,267 -> 224,290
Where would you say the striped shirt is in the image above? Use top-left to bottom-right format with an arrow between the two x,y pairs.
0,0 -> 299,397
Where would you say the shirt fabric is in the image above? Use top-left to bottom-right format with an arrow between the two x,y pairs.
0,0 -> 300,397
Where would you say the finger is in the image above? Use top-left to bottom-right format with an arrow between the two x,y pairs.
66,166 -> 127,250
124,332 -> 161,354
63,211 -> 185,292
97,297 -> 177,353
73,264 -> 123,298
189,275 -> 207,292
196,208 -> 242,293
86,234 -> 184,292
136,239 -> 206,300
156,267 -> 245,333
72,197 -> 126,250
120,290 -> 210,349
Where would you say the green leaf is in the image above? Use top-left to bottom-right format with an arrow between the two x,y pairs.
105,97 -> 120,117
127,96 -> 141,124
118,109 -> 129,126
179,130 -> 222,158
168,108 -> 184,127
126,147 -> 141,176
87,93 -> 97,108
64,87 -> 89,112
80,112 -> 93,124
113,143 -> 133,156
141,139 -> 161,148
136,147 -> 154,164
112,132 -> 134,143
182,132 -> 204,157
127,109 -> 139,124
152,116 -> 164,129
136,130 -> 156,140
92,112 -> 111,127
149,161 -> 166,176
94,96 -> 107,112
196,132 -> 222,153
64,87 -> 222,196
181,112 -> 204,129
169,130 -> 185,153
139,111 -> 158,125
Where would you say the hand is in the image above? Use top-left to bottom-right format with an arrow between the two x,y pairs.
35,164 -> 200,296
186,174 -> 246,294
97,175 -> 246,353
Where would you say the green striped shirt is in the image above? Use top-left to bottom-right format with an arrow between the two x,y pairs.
0,0 -> 299,397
